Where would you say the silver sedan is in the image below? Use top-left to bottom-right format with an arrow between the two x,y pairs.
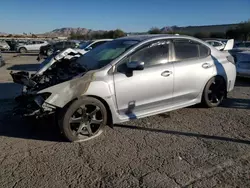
14,35 -> 237,142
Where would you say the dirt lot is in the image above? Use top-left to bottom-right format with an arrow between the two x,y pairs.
0,53 -> 250,188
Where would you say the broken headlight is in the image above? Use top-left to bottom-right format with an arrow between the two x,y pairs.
34,92 -> 51,107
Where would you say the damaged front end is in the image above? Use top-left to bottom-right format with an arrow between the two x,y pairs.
11,48 -> 88,117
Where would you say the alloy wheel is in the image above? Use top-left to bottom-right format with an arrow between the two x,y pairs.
207,79 -> 225,104
69,104 -> 103,139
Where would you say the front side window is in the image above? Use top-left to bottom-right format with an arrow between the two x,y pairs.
117,40 -> 170,73
174,39 -> 210,61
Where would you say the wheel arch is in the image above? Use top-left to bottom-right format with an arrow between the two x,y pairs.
58,95 -> 113,129
202,75 -> 227,99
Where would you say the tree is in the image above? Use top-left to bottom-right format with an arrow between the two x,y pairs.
237,20 -> 250,40
210,32 -> 225,38
226,20 -> 250,40
148,27 -> 162,34
226,29 -> 241,40
112,29 -> 126,38
194,32 -> 210,39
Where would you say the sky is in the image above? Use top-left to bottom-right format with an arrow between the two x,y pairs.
0,0 -> 250,34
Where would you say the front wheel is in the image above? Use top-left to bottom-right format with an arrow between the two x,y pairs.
19,47 -> 27,53
59,97 -> 107,142
202,77 -> 226,108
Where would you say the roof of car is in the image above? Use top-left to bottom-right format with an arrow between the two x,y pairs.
118,34 -> 195,42
118,34 -> 169,41
92,39 -> 113,42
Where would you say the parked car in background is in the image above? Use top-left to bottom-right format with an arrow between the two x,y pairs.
37,39 -> 112,61
17,40 -> 48,53
76,39 -> 113,54
205,39 -> 234,51
39,40 -> 81,58
0,40 -> 10,51
235,51 -> 250,78
205,40 -> 226,51
0,50 -> 5,67
233,41 -> 250,52
11,35 -> 236,142
5,39 -> 19,51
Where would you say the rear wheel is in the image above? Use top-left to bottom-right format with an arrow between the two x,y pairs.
19,47 -> 27,53
59,97 -> 107,142
202,77 -> 226,108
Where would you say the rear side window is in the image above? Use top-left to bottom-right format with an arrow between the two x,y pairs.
174,39 -> 210,61
199,44 -> 210,57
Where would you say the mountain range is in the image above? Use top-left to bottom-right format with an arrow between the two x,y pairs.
0,23 -> 239,37
42,23 -> 238,37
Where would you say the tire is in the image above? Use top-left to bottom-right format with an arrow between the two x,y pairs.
19,47 -> 27,53
59,97 -> 107,142
202,77 -> 226,108
46,48 -> 54,56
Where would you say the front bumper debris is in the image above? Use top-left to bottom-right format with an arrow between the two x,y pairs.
13,93 -> 56,118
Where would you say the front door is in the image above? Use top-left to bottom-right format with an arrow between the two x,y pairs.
113,40 -> 174,118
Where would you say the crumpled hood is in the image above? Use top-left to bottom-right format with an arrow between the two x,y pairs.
37,48 -> 87,75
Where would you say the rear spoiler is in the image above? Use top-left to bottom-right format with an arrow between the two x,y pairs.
223,39 -> 234,51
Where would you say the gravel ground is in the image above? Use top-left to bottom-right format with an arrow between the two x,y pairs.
0,54 -> 250,188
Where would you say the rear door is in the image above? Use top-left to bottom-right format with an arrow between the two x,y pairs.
172,39 -> 214,105
114,40 -> 174,118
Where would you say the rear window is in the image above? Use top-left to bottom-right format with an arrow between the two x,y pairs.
174,39 -> 210,61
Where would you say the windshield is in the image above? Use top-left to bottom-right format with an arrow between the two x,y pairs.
79,41 -> 93,49
76,39 -> 139,70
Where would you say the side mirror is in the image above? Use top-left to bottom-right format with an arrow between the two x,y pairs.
126,61 -> 145,70
85,46 -> 92,51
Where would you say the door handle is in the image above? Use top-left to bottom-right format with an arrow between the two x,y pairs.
161,70 -> 172,77
202,63 -> 211,69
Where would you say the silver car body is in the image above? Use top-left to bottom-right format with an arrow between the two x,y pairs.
37,35 -> 236,123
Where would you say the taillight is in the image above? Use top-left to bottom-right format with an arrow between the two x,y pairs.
227,55 -> 235,64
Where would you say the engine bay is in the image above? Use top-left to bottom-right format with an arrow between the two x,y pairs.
10,49 -> 87,93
